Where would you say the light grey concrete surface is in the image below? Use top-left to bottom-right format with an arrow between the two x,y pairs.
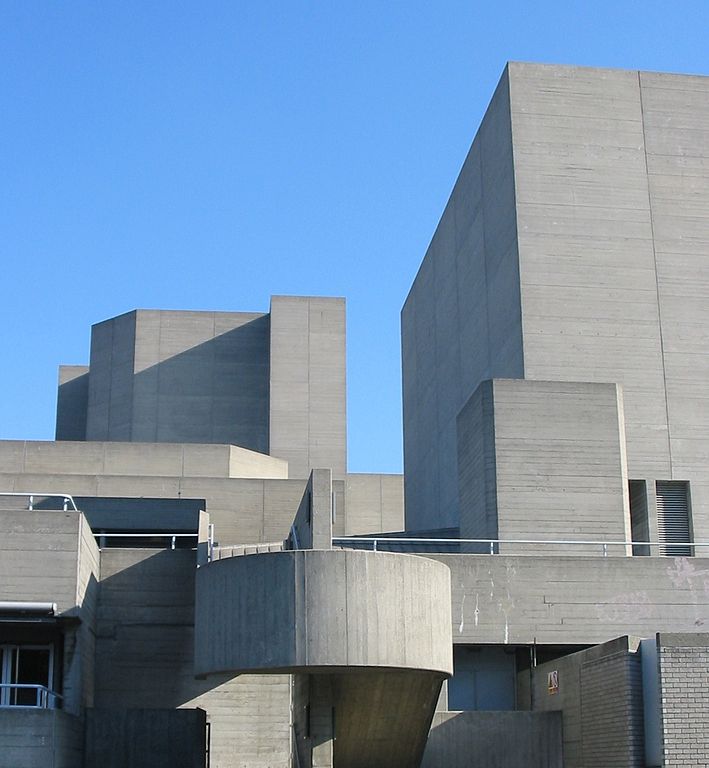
85,708 -> 207,768
642,72 -> 709,544
58,297 -> 347,480
403,63 -> 709,543
55,365 -> 89,441
290,469 -> 332,550
95,549 -> 292,768
422,711 -> 563,768
0,511 -> 97,616
0,469 -> 309,546
530,636 -> 644,768
0,439 -> 286,480
195,550 -> 453,676
342,473 -> 404,534
458,379 -> 631,552
227,444 -> 288,479
431,554 -> 709,645
0,459 -> 393,550
269,296 -> 347,479
0,709 -> 84,768
0,510 -> 99,714
402,64 -> 524,533
509,63 -> 670,481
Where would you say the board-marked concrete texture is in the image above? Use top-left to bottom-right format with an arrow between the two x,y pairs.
457,379 -> 631,552
269,296 -> 347,480
403,62 -> 709,539
432,553 -> 709,645
195,549 -> 452,675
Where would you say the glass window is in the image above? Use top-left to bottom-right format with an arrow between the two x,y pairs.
0,645 -> 54,707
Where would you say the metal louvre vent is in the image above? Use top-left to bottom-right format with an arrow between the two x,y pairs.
656,481 -> 691,556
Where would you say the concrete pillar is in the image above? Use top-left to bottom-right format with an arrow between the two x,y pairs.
646,479 -> 661,556
310,676 -> 335,768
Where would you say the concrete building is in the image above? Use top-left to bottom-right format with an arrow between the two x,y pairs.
1,62 -> 709,767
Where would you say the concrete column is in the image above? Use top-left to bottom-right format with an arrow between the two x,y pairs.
646,479 -> 661,556
310,675 -> 334,768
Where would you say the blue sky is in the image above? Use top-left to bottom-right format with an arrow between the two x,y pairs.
1,1 -> 708,472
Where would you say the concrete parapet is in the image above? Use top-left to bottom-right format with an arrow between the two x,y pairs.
0,439 -> 287,480
194,549 -> 453,676
0,510 -> 98,617
85,708 -> 207,768
434,553 -> 709,645
0,709 -> 84,768
422,711 -> 563,768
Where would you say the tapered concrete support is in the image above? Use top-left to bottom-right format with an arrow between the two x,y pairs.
293,669 -> 446,768
195,550 -> 452,768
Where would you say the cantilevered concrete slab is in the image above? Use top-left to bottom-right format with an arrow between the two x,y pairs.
194,550 -> 452,676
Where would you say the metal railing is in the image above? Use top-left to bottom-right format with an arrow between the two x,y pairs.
0,492 -> 78,511
0,684 -> 63,709
332,536 -> 709,557
94,532 -> 198,550
208,523 -> 215,563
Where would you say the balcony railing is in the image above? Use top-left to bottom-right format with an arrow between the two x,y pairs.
332,536 -> 709,557
0,684 -> 63,709
93,532 -> 198,549
0,492 -> 78,511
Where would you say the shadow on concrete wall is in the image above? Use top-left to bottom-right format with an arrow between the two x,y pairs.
84,316 -> 270,451
421,710 -> 563,768
91,549 -> 243,709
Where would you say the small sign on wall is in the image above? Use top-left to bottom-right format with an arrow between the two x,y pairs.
547,670 -> 559,695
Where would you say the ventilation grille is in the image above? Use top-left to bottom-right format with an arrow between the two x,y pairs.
656,481 -> 691,556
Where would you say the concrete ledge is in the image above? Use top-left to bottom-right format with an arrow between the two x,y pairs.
0,440 -> 287,480
195,549 -> 453,676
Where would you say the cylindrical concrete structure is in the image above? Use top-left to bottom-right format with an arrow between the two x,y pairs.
194,549 -> 452,677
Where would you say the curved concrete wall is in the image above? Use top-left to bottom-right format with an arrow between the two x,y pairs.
194,549 -> 452,677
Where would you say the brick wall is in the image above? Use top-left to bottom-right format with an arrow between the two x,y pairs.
579,649 -> 644,765
658,635 -> 709,767
531,637 -> 644,768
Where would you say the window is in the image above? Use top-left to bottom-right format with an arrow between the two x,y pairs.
629,480 -> 650,556
0,644 -> 55,707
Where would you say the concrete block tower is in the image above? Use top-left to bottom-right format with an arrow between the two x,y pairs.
402,63 -> 709,548
56,296 -> 347,480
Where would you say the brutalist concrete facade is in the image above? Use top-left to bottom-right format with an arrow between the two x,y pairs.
402,63 -> 709,541
2,62 -> 709,768
57,297 -> 347,480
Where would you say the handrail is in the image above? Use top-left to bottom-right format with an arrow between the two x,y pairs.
94,532 -> 198,551
0,492 -> 78,511
332,536 -> 708,557
0,683 -> 63,709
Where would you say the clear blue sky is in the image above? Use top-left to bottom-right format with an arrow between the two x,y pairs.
1,1 -> 707,472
